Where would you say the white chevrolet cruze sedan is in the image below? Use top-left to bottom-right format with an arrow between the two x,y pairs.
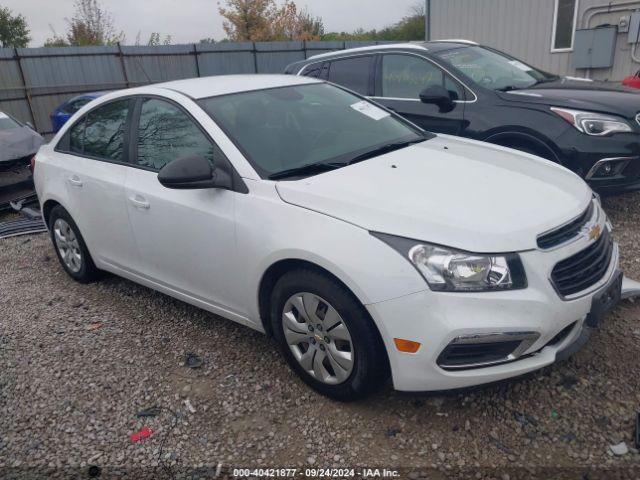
34,75 -> 623,400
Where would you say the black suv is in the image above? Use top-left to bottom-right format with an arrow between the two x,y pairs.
285,40 -> 640,195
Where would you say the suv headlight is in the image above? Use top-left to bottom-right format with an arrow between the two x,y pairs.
371,232 -> 527,292
551,107 -> 632,136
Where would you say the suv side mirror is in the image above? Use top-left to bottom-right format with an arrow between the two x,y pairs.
419,85 -> 455,111
158,155 -> 233,190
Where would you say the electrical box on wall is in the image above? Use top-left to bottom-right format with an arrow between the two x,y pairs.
620,15 -> 631,33
628,10 -> 640,42
573,26 -> 617,69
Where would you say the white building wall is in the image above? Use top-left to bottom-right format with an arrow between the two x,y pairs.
430,0 -> 640,81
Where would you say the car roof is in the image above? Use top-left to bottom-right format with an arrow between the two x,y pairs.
303,39 -> 477,62
307,42 -> 428,60
153,74 -> 321,99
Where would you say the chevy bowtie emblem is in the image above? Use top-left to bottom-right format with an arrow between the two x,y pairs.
588,224 -> 602,241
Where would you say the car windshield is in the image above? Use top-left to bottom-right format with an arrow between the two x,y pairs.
0,113 -> 21,131
434,46 -> 555,91
199,83 -> 426,178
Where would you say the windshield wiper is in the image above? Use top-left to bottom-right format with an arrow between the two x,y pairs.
345,137 -> 427,166
268,161 -> 345,180
268,137 -> 427,180
497,85 -> 519,92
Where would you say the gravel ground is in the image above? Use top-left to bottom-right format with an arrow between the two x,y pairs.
1,194 -> 640,480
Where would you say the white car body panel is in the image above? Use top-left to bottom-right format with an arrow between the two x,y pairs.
33,74 -> 621,393
276,134 -> 591,253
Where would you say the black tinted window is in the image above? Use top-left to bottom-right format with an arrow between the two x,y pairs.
136,98 -> 214,170
382,54 -> 461,100
83,100 -> 130,161
327,56 -> 371,95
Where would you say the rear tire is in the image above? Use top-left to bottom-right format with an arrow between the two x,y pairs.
48,205 -> 101,283
270,269 -> 388,401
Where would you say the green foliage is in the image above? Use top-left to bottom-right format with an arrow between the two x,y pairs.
322,7 -> 424,42
147,32 -> 172,46
0,6 -> 30,48
44,0 -> 124,47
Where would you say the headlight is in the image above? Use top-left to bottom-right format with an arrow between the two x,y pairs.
371,232 -> 527,292
551,107 -> 632,136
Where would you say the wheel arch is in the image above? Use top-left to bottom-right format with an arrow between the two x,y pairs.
257,257 -> 391,375
483,130 -> 561,164
42,198 -> 63,228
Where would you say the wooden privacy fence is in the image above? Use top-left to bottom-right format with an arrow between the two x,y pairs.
0,40 -> 396,136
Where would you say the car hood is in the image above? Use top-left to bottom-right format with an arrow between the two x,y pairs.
275,135 -> 592,253
0,127 -> 44,162
499,78 -> 640,118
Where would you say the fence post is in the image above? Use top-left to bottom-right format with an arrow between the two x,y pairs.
117,42 -> 130,88
193,44 -> 201,77
14,47 -> 37,131
252,42 -> 258,73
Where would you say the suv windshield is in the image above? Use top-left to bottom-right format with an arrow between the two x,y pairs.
434,46 -> 556,91
199,83 -> 427,178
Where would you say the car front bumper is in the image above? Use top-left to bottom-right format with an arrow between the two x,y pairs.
555,129 -> 640,195
366,229 -> 621,392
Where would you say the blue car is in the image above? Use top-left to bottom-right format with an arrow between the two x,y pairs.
50,92 -> 105,132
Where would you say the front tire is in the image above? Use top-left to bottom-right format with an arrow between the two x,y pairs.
270,269 -> 388,401
49,205 -> 100,283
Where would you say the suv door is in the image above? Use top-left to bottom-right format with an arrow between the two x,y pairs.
53,98 -> 138,268
124,96 -> 242,314
373,53 -> 466,135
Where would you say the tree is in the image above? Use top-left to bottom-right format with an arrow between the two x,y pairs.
45,0 -> 124,47
146,32 -> 172,46
322,3 -> 424,42
0,6 -> 30,48
218,0 -> 323,41
219,0 -> 272,41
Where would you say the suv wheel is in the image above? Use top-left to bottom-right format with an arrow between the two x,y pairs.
270,269 -> 388,401
49,205 -> 100,283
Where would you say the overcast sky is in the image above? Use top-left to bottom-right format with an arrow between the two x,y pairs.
4,0 -> 421,47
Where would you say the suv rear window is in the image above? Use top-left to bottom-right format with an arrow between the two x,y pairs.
327,56 -> 372,95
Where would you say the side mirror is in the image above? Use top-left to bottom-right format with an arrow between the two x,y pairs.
419,85 -> 455,111
158,155 -> 233,190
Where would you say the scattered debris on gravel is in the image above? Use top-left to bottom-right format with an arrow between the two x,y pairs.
1,193 -> 639,478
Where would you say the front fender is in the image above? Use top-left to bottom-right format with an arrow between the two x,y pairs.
234,186 -> 427,324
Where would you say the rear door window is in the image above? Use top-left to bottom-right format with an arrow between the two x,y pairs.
82,100 -> 131,161
68,118 -> 85,154
327,56 -> 372,95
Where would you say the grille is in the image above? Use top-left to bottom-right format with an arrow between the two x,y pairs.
537,202 -> 594,249
551,229 -> 613,297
